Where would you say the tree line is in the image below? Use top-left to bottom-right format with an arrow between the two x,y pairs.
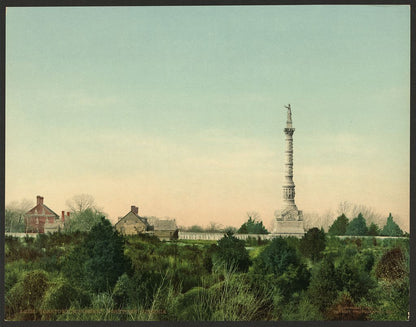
328,212 -> 405,237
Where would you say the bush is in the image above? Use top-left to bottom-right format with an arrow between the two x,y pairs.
254,237 -> 299,276
173,287 -> 212,320
299,228 -> 326,262
5,280 -> 26,319
336,260 -> 376,302
213,232 -> 251,273
40,279 -> 90,320
375,247 -> 407,282
326,291 -> 369,320
6,269 -> 50,320
307,258 -> 340,313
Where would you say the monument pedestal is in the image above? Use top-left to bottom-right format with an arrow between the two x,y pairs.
272,208 -> 305,237
272,220 -> 305,237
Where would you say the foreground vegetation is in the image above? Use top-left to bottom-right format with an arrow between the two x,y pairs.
5,217 -> 409,321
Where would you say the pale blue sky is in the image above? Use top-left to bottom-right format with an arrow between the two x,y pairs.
6,5 -> 410,230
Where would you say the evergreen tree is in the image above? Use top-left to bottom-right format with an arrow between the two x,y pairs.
254,237 -> 299,276
63,217 -> 130,293
253,237 -> 310,298
380,213 -> 403,236
237,215 -> 268,234
336,260 -> 376,302
367,222 -> 380,236
299,227 -> 326,262
328,214 -> 349,235
308,257 -> 340,312
214,231 -> 251,272
345,213 -> 368,236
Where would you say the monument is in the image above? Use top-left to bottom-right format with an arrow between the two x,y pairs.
272,104 -> 305,236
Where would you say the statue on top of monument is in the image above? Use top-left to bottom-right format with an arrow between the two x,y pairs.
284,104 -> 292,126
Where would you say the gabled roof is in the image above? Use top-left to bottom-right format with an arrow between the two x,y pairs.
26,203 -> 59,218
146,217 -> 177,231
115,211 -> 150,227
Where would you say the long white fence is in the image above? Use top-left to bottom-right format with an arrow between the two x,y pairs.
178,231 -> 304,240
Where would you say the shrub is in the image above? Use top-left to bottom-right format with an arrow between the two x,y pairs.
336,260 -> 376,302
40,279 -> 90,320
213,231 -> 251,273
254,237 -> 299,276
375,247 -> 407,282
307,258 -> 340,313
5,269 -> 50,320
299,227 -> 326,262
173,287 -> 212,320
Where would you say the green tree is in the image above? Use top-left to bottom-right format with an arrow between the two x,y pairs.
184,225 -> 204,232
367,222 -> 380,236
6,270 -> 50,320
307,258 -> 340,313
213,231 -> 251,273
299,227 -> 326,262
63,217 -> 130,293
336,260 -> 376,302
5,199 -> 33,232
380,213 -> 403,236
345,213 -> 368,236
237,212 -> 268,234
371,246 -> 409,320
253,237 -> 310,298
65,208 -> 103,232
328,214 -> 349,236
40,278 -> 90,320
254,237 -> 298,276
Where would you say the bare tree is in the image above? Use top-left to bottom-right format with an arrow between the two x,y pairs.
336,201 -> 384,226
5,198 -> 34,232
7,198 -> 34,213
207,221 -> 224,233
246,211 -> 261,221
303,210 -> 334,231
66,194 -> 97,213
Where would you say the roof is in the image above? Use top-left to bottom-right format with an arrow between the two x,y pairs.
146,217 -> 177,231
115,211 -> 150,227
26,203 -> 59,218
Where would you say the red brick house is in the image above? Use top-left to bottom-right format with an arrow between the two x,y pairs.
25,195 -> 62,233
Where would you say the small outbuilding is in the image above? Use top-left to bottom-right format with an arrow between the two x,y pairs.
147,217 -> 178,241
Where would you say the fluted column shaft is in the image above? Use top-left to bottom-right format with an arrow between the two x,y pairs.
282,126 -> 296,208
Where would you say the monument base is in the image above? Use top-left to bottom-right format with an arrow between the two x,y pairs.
272,220 -> 305,237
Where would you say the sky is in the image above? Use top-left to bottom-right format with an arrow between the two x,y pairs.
5,5 -> 410,231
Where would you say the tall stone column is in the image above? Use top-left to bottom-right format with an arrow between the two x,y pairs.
273,104 -> 304,236
283,105 -> 297,210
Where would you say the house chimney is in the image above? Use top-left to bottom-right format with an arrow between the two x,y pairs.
131,205 -> 139,215
37,195 -> 44,205
62,211 -> 65,222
